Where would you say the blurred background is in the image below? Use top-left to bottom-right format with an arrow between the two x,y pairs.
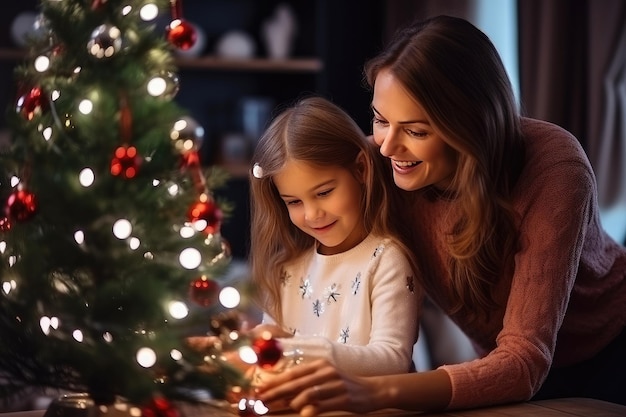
2,0 -> 625,261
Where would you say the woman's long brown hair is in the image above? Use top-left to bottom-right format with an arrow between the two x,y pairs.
364,15 -> 525,319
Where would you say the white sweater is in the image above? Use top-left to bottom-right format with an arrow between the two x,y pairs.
262,233 -> 419,376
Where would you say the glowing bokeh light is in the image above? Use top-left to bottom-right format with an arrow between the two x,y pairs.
136,347 -> 157,368
168,301 -> 189,319
112,219 -> 132,239
79,168 -> 95,187
74,230 -> 85,244
140,3 -> 159,21
73,329 -> 84,342
78,99 -> 93,115
34,55 -> 50,72
179,247 -> 201,269
219,286 -> 241,308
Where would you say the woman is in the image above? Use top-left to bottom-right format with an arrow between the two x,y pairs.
255,15 -> 626,416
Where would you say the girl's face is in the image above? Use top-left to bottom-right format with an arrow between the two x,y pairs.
371,68 -> 457,192
273,159 -> 367,256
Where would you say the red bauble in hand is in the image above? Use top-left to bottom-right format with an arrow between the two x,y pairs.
166,19 -> 197,50
252,335 -> 283,369
110,145 -> 142,179
187,198 -> 222,234
5,190 -> 38,222
189,275 -> 219,307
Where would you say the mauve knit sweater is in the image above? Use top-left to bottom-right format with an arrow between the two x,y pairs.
406,118 -> 626,409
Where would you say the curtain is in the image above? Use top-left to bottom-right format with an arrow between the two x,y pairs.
589,3 -> 626,208
519,0 -> 626,209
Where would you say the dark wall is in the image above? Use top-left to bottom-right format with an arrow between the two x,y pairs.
316,0 -> 386,134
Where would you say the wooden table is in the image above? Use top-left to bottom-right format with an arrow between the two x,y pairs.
1,398 -> 625,417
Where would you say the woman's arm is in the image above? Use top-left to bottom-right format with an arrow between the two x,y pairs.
256,358 -> 451,416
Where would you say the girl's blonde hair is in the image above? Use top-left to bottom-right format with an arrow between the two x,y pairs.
364,15 -> 525,319
249,96 -> 415,326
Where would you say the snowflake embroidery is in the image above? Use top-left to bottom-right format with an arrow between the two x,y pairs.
351,272 -> 361,295
372,245 -> 384,258
312,299 -> 325,317
338,327 -> 349,344
280,269 -> 291,287
406,275 -> 415,293
323,283 -> 341,303
299,276 -> 313,299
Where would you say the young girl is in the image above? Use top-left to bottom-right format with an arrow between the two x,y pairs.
255,16 -> 626,416
247,96 -> 419,377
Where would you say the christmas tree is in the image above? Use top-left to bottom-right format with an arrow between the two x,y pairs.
0,0 -> 263,412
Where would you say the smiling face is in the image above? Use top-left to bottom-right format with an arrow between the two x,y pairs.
371,68 -> 458,192
273,159 -> 367,256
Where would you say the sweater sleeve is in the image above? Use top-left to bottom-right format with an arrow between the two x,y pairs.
276,244 -> 421,376
441,135 -> 595,408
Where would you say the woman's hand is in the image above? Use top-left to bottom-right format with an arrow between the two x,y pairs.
255,358 -> 378,417
186,335 -> 222,352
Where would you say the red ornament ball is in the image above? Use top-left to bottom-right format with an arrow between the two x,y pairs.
189,275 -> 219,307
91,0 -> 108,10
16,86 -> 47,121
166,19 -> 197,50
5,190 -> 38,222
187,198 -> 223,234
110,145 -> 141,179
181,150 -> 200,168
252,336 -> 283,369
141,396 -> 179,417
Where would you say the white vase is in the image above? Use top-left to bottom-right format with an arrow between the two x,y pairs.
261,4 -> 297,59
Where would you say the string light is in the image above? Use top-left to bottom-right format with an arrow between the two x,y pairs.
74,230 -> 85,244
112,219 -> 132,239
139,3 -> 159,21
72,329 -> 84,342
78,99 -> 93,115
41,126 -> 53,141
219,286 -> 240,308
168,301 -> 188,319
129,237 -> 140,250
179,247 -> 201,269
2,280 -> 16,295
179,225 -> 195,238
79,168 -> 95,187
136,347 -> 157,368
34,55 -> 50,72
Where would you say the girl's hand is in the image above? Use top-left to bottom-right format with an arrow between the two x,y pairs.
255,358 -> 377,416
249,323 -> 293,339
